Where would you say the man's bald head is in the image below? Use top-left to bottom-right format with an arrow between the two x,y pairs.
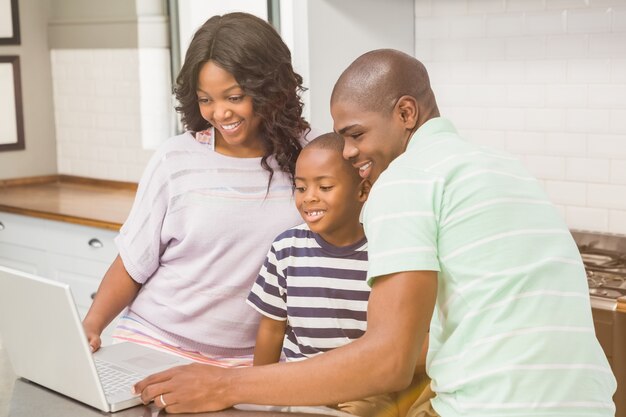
331,49 -> 438,118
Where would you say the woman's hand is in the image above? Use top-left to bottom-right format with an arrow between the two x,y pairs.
133,363 -> 233,414
82,320 -> 102,352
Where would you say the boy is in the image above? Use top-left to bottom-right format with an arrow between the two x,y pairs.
246,133 -> 396,417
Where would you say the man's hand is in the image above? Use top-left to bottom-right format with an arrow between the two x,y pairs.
133,363 -> 233,414
132,270 -> 437,413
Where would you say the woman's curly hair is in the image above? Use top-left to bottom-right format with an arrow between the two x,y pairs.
174,12 -> 310,187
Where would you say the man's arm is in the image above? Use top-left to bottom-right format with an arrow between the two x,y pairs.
415,332 -> 429,375
134,270 -> 437,413
253,316 -> 287,365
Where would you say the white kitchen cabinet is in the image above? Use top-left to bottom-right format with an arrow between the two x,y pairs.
0,242 -> 46,274
0,211 -> 119,344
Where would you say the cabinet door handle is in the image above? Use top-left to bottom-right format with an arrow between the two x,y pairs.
88,238 -> 103,248
0,221 -> 4,231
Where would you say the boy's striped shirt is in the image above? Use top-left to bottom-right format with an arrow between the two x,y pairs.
247,224 -> 369,361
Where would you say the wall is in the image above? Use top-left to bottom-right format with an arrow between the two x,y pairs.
414,0 -> 626,234
2,0 -> 412,182
285,0 -> 415,131
0,0 -> 57,179
49,0 -> 171,182
50,49 -> 153,181
47,0 -> 139,48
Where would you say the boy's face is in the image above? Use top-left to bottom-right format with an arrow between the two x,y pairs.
294,147 -> 366,247
331,100 -> 408,185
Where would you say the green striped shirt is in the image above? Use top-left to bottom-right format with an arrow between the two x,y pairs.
363,118 -> 616,416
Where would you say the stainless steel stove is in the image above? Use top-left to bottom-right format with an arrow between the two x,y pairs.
573,230 -> 626,310
572,230 -> 626,417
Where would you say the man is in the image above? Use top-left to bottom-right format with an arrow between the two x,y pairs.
135,49 -> 616,417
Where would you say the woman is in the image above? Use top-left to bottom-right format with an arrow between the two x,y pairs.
83,12 -> 312,368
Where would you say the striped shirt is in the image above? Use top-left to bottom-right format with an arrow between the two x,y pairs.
363,118 -> 616,416
115,131 -> 304,357
247,224 -> 369,361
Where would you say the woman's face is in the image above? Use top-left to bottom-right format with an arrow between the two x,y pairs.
196,60 -> 264,158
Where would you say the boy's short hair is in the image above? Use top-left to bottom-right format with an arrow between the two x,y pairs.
301,133 -> 361,184
304,132 -> 344,153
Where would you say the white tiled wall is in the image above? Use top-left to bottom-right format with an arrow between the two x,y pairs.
50,49 -> 170,182
415,0 -> 626,234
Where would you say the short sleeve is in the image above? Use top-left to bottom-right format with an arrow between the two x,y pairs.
115,150 -> 170,284
363,164 -> 443,286
246,244 -> 288,321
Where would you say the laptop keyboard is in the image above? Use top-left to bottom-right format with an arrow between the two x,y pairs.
94,358 -> 145,398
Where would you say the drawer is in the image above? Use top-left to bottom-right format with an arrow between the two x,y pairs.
0,212 -> 49,248
0,241 -> 46,274
48,254 -> 112,310
0,212 -> 117,263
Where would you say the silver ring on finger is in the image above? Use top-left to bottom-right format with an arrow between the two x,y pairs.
159,393 -> 167,407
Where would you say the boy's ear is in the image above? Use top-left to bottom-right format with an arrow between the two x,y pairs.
396,96 -> 419,130
358,179 -> 372,202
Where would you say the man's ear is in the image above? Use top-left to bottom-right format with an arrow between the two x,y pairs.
358,179 -> 372,202
396,95 -> 419,130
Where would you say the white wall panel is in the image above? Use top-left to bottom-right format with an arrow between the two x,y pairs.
414,0 -> 626,233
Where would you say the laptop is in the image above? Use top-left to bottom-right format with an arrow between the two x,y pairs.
0,265 -> 192,412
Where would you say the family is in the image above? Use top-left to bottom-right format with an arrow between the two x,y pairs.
83,12 -> 616,417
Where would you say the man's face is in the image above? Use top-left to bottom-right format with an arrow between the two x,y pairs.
331,100 -> 408,185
